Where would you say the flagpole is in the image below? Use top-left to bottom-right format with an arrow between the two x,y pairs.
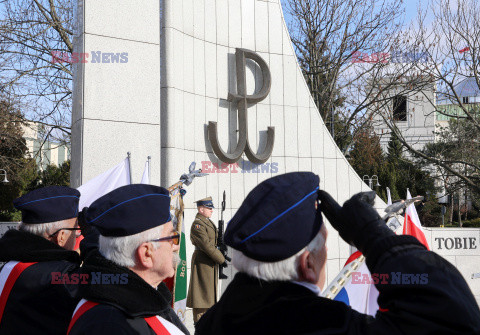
127,152 -> 133,184
170,188 -> 184,310
165,162 -> 207,324
147,156 -> 151,184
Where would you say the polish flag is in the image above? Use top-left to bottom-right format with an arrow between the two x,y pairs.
403,190 -> 430,249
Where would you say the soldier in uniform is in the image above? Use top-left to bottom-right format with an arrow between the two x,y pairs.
196,172 -> 480,335
186,197 -> 226,324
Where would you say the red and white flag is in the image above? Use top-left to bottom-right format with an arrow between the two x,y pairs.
403,190 -> 429,249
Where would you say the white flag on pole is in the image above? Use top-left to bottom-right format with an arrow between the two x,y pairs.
77,157 -> 131,209
141,159 -> 150,184
386,187 -> 392,206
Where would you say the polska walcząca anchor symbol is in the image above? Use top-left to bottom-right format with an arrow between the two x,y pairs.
208,48 -> 275,164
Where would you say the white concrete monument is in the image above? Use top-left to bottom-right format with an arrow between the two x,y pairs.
72,0 -> 479,306
72,0 -> 373,286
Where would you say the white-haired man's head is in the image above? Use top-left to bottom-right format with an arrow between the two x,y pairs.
99,222 -> 181,287
232,225 -> 328,289
19,218 -> 79,251
99,224 -> 164,267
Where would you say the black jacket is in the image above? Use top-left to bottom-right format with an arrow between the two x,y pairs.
0,229 -> 82,335
196,235 -> 480,335
68,251 -> 190,334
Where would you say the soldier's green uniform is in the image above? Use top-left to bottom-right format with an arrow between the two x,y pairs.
186,197 -> 225,323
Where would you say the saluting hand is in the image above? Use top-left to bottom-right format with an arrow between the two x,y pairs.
318,191 -> 394,253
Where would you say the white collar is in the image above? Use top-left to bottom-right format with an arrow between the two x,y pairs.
292,281 -> 321,296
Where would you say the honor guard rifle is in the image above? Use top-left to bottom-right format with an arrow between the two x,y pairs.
218,191 -> 231,279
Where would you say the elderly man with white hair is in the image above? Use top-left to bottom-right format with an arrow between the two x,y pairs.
67,184 -> 189,335
196,172 -> 480,335
0,186 -> 85,334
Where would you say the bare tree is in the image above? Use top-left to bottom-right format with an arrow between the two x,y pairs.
0,0 -> 74,146
0,99 -> 27,170
422,119 -> 480,224
379,0 -> 480,194
283,0 -> 435,154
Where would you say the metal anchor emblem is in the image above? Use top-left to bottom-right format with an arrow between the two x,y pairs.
208,48 -> 275,164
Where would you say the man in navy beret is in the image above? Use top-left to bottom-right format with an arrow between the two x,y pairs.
196,172 -> 480,335
0,186 -> 86,334
68,184 -> 189,335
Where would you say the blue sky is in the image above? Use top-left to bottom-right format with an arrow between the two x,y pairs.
282,0 -> 427,30
404,0 -> 423,23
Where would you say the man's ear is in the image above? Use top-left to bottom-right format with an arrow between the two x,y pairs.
55,230 -> 67,248
136,243 -> 154,269
298,251 -> 317,284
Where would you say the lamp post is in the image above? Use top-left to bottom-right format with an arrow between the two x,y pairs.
0,169 -> 9,183
363,175 -> 380,189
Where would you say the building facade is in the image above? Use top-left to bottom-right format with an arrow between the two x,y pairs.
373,77 -> 480,151
22,122 -> 70,169
371,79 -> 437,153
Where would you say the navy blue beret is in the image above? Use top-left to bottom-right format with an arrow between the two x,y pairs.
86,184 -> 171,237
225,172 -> 322,262
13,186 -> 80,224
195,197 -> 214,209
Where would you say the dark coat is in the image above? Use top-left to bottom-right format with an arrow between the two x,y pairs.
0,229 -> 82,335
196,235 -> 480,335
68,251 -> 189,335
187,213 -> 225,308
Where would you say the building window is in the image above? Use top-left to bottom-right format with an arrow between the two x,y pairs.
393,95 -> 407,121
462,96 -> 469,104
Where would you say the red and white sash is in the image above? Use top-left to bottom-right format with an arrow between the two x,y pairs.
144,315 -> 186,335
0,261 -> 37,324
68,299 -> 186,334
